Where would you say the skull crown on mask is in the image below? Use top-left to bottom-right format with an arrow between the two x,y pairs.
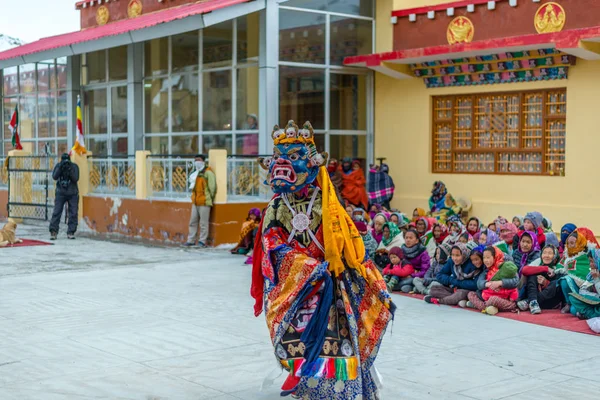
258,120 -> 328,194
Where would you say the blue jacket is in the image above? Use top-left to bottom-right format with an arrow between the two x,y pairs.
436,259 -> 480,292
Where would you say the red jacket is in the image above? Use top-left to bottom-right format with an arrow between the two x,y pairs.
383,262 -> 414,278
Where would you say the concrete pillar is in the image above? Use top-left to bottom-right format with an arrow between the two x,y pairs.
208,149 -> 228,204
135,150 -> 152,199
128,43 -> 144,154
66,55 -> 81,150
258,0 -> 279,155
70,151 -> 91,221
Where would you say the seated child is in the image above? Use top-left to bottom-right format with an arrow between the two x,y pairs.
522,211 -> 546,248
231,208 -> 261,255
399,229 -> 431,292
382,247 -> 414,292
518,244 -> 564,314
424,242 -> 479,306
413,243 -> 450,295
467,246 -> 520,315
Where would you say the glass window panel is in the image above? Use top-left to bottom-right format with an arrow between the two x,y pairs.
330,17 -> 372,66
19,140 -> 35,153
84,89 -> 108,134
329,134 -> 367,164
57,57 -> 67,89
279,10 -> 326,64
144,37 -> 169,77
314,133 -> 325,153
3,97 -> 18,140
284,0 -> 373,16
236,133 -> 259,155
109,46 -> 128,81
236,67 -> 259,130
172,135 -> 199,155
279,66 -> 325,129
171,74 -> 199,132
111,86 -> 128,134
203,70 -> 232,131
330,74 -> 367,130
83,51 -> 106,84
37,92 -> 55,138
37,60 -> 55,92
57,140 -> 68,155
329,0 -> 373,17
88,136 -> 108,156
237,13 -> 259,64
3,66 -> 18,96
202,134 -> 232,155
172,31 -> 199,73
58,91 -> 67,137
37,141 -> 55,156
203,20 -> 233,68
145,136 -> 169,154
144,78 -> 169,133
20,94 -> 36,141
112,137 -> 128,156
19,64 -> 36,94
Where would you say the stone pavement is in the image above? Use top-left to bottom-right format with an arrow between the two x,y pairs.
0,223 -> 598,400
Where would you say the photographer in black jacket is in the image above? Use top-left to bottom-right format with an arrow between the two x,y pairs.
49,153 -> 80,240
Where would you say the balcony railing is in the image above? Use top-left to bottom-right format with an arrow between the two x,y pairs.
147,154 -> 196,199
88,156 -> 136,196
226,155 -> 271,202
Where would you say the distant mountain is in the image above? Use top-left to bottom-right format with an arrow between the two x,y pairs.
0,34 -> 25,52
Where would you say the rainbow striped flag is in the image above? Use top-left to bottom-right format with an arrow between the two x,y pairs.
71,95 -> 86,155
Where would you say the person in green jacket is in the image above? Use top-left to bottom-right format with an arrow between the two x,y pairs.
184,154 -> 216,247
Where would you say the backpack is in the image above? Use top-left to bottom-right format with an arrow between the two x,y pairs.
58,163 -> 72,189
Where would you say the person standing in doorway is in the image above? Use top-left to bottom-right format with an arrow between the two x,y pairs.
49,153 -> 79,240
184,154 -> 216,247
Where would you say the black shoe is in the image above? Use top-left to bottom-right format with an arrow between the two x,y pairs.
183,242 -> 196,247
50,232 -> 57,241
67,233 -> 75,240
197,242 -> 207,248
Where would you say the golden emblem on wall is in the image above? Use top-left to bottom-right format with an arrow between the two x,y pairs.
127,0 -> 143,18
534,2 -> 566,34
96,5 -> 110,26
447,16 -> 475,45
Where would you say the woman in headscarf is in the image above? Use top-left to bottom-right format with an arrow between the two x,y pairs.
559,223 -> 577,257
231,208 -> 262,255
374,222 -> 405,271
443,216 -> 468,247
371,212 -> 388,244
498,222 -> 518,255
412,207 -> 427,222
351,207 -> 371,224
369,204 -> 383,220
556,228 -> 598,313
340,159 -> 369,209
567,249 -> 600,320
473,228 -> 500,248
415,217 -> 437,260
512,231 -> 541,271
466,217 -> 482,237
432,223 -> 449,245
518,244 -> 564,314
428,181 -> 448,213
368,163 -> 395,210
512,216 -> 524,229
494,216 -> 509,234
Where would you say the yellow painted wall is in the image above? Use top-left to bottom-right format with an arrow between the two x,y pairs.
374,58 -> 600,232
394,0 -> 456,9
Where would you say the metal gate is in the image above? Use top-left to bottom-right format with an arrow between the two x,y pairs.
7,156 -> 57,221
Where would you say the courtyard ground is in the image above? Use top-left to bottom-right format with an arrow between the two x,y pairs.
0,223 -> 598,400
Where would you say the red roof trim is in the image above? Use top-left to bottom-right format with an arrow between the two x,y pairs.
344,26 -> 600,66
0,0 -> 251,62
392,0 -> 509,18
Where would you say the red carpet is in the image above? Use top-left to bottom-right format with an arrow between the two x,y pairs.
1,238 -> 53,248
395,292 -> 598,336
